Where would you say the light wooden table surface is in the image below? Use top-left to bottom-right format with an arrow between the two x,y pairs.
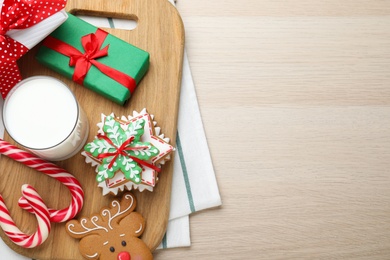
155,1 -> 390,259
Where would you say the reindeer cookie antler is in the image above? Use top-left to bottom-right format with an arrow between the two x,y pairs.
66,193 -> 153,260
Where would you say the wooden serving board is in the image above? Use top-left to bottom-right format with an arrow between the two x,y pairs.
0,0 -> 184,259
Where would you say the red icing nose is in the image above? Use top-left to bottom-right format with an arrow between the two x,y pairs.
117,251 -> 131,260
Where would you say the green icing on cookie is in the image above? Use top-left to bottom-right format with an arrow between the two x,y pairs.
84,115 -> 160,183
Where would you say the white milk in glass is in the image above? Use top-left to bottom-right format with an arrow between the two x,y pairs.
3,76 -> 89,161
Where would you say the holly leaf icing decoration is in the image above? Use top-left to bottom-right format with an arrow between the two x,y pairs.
84,115 -> 160,183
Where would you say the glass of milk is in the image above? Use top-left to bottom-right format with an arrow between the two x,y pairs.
2,76 -> 89,161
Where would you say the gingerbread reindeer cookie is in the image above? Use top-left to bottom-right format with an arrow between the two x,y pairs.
66,193 -> 153,260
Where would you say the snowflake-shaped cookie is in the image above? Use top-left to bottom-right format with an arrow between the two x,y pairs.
82,109 -> 174,195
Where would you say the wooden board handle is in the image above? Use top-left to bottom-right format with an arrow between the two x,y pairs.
67,0 -> 178,25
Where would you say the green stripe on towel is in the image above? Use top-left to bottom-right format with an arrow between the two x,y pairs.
176,132 -> 196,213
162,232 -> 168,249
108,17 -> 115,28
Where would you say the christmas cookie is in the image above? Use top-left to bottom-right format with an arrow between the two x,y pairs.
66,193 -> 153,260
82,109 -> 174,195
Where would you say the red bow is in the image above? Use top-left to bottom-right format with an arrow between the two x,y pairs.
96,134 -> 161,172
42,29 -> 137,93
0,0 -> 67,99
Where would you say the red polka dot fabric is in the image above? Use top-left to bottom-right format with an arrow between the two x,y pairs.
0,0 -> 67,99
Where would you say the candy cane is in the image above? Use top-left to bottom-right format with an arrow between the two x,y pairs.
0,184 -> 51,248
17,166 -> 84,222
0,139 -> 84,247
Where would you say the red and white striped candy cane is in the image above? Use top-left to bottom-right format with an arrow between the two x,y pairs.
0,184 -> 51,248
17,165 -> 84,222
0,139 -> 84,247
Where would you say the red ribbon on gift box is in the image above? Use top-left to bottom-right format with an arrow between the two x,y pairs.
0,0 -> 67,99
42,28 -> 137,94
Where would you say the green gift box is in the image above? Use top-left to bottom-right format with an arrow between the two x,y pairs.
36,13 -> 150,105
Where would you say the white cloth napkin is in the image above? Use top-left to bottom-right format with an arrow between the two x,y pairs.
156,50 -> 222,249
0,3 -> 221,258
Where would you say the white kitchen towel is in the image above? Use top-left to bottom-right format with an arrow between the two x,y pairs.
158,215 -> 191,249
0,7 -> 221,260
164,0 -> 221,220
157,50 -> 223,249
168,50 -> 222,221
